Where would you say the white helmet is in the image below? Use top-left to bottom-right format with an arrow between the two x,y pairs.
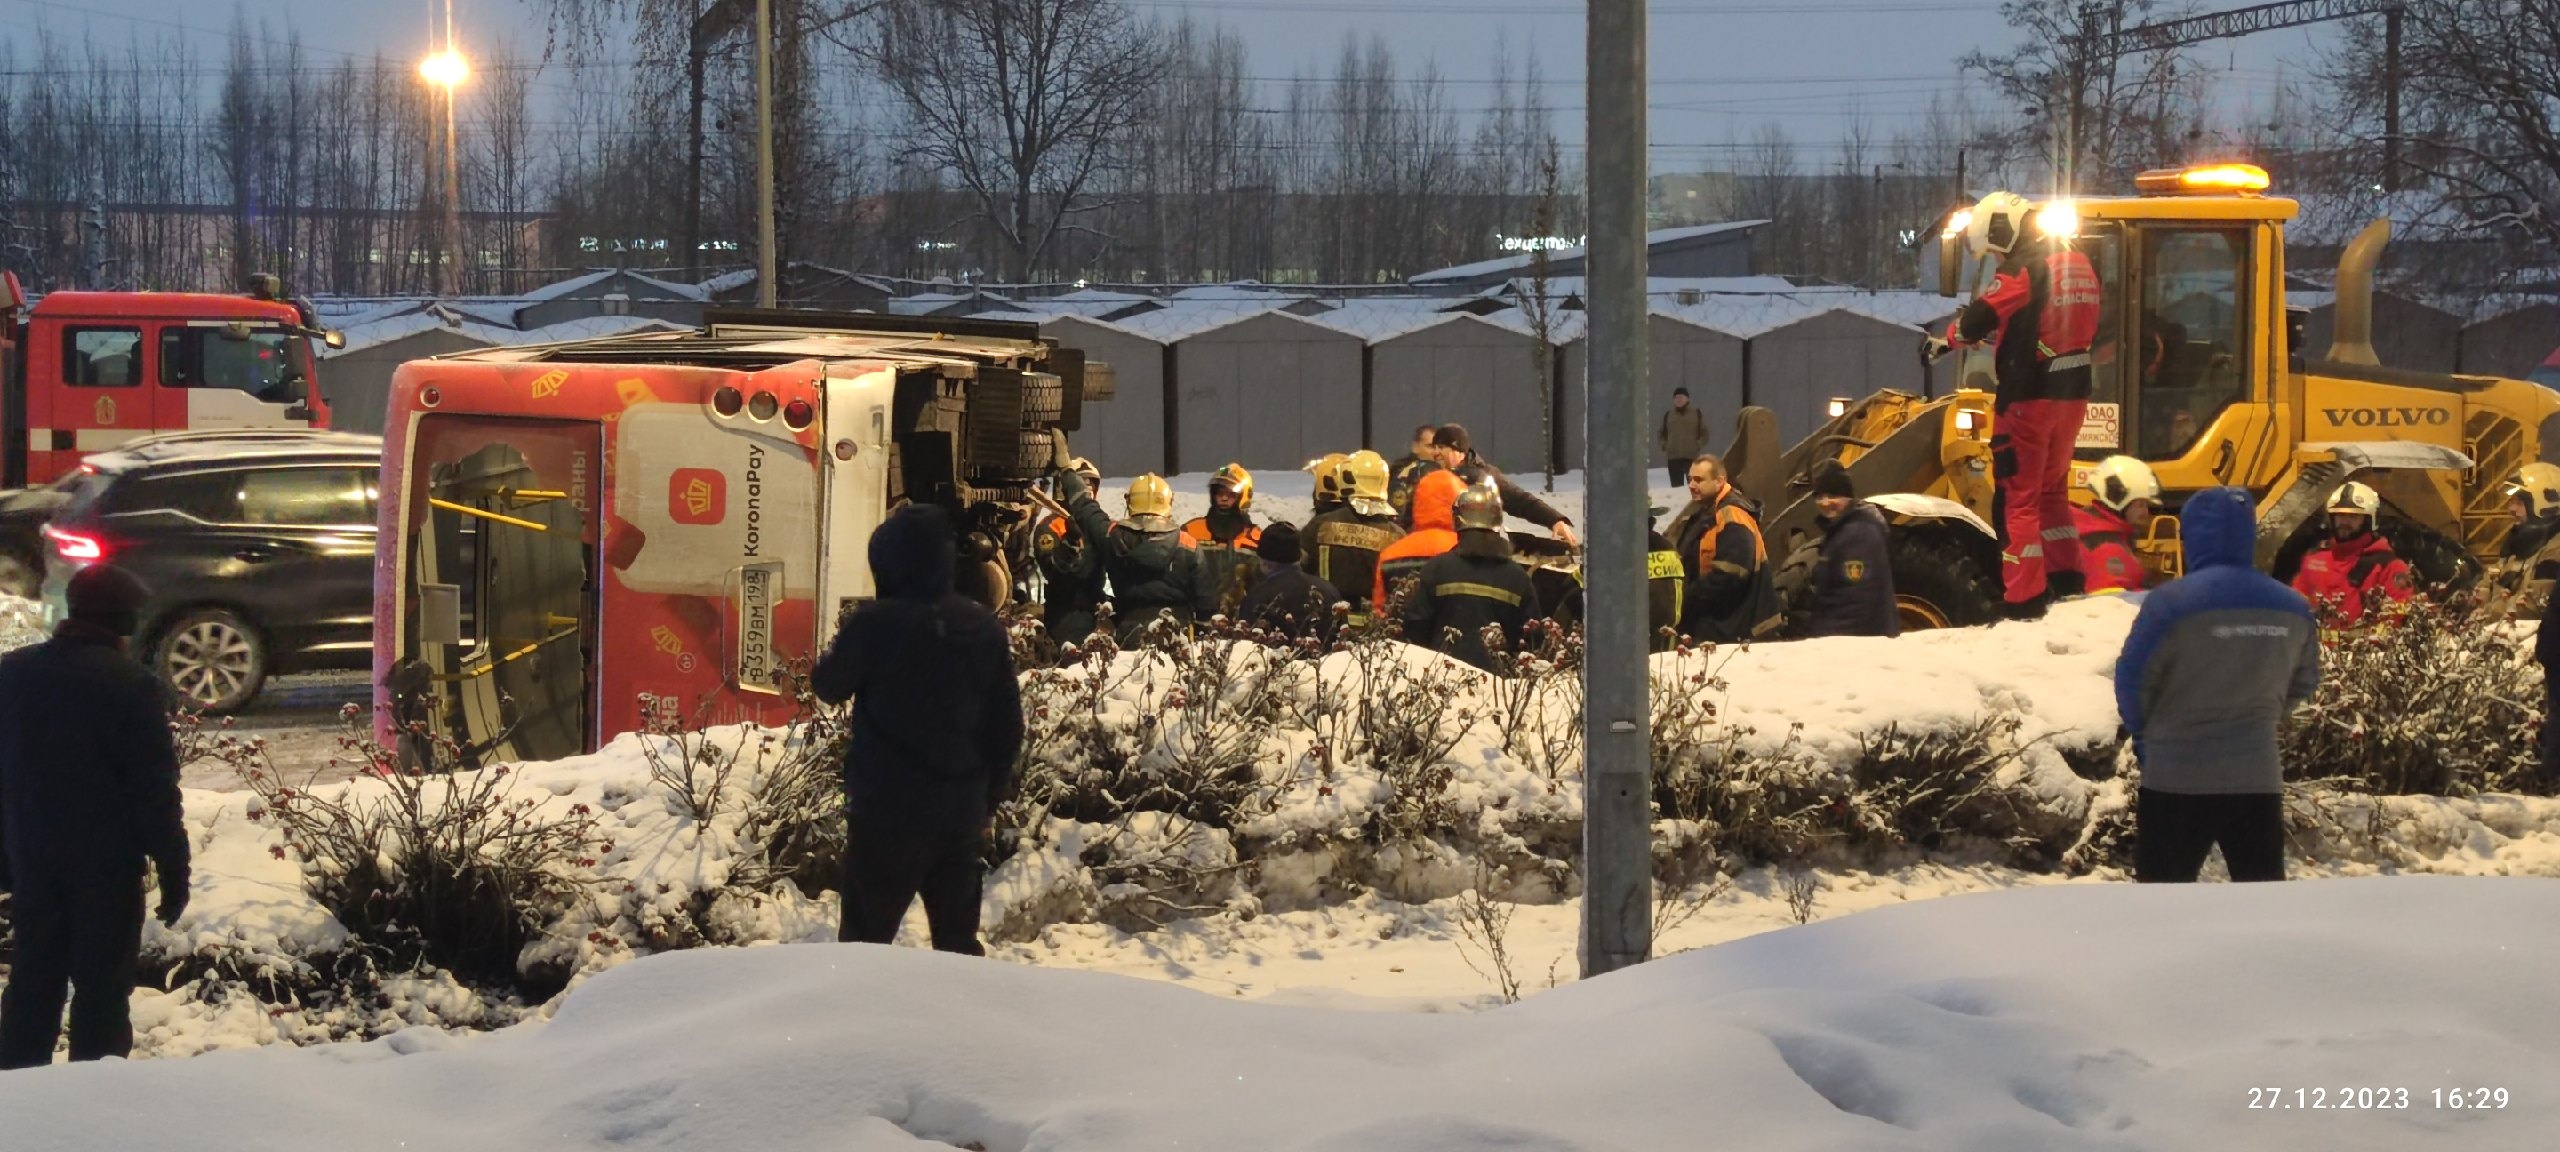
2085,456 -> 2162,514
1968,191 -> 2034,256
2327,481 -> 2382,518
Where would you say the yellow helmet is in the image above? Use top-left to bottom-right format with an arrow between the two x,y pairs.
2505,462 -> 2560,519
2084,456 -> 2162,514
1305,453 -> 1348,503
1126,473 -> 1173,519
2326,480 -> 2382,518
1345,450 -> 1391,503
1210,463 -> 1254,511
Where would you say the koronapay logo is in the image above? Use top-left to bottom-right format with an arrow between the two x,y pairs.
669,468 -> 727,525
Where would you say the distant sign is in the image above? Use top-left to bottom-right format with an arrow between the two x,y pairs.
2078,402 -> 2122,450
1496,234 -> 1584,253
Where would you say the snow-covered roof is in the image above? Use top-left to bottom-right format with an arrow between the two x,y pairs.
888,289 -> 1022,316
1110,302 -> 1346,343
323,310 -> 495,357
1411,220 -> 1771,286
696,267 -> 758,295
1473,305 -> 1591,344
1809,289 -> 1961,330
1167,281 -> 1308,303
1653,294 -> 1832,339
518,268 -> 711,305
1303,297 -> 1468,342
485,315 -> 692,346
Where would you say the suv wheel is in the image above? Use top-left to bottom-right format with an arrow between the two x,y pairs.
157,609 -> 268,713
0,551 -> 36,600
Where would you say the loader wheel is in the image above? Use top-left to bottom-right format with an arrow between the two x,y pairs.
1887,528 -> 2002,632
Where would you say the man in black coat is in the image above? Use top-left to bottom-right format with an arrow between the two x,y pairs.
812,505 -> 1024,955
1403,480 -> 1541,672
1433,424 -> 1580,549
1805,463 -> 1901,638
0,564 -> 188,1069
1057,470 -> 1216,646
1237,523 -> 1341,646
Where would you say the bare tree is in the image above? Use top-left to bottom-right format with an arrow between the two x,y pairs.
866,0 -> 1165,281
1962,0 -> 2209,193
1523,135 -> 1563,488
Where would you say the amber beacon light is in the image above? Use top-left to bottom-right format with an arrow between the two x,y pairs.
2135,163 -> 2271,195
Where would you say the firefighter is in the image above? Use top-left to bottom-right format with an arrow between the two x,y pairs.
2289,481 -> 2414,629
1402,479 -> 1539,673
1305,450 -> 1403,623
1645,507 -> 1685,653
2499,463 -> 2560,588
1031,457 -> 1109,645
1674,455 -> 1776,645
2075,456 -> 2163,595
1056,469 -> 1214,646
1932,190 -> 2101,620
1183,463 -> 1264,615
1388,424 -> 1443,526
1305,453 -> 1350,518
1376,469 -> 1465,611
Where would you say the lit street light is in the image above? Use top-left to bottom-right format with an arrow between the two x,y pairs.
418,50 -> 470,90
418,36 -> 469,297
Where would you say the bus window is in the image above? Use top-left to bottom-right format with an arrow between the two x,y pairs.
2133,228 -> 2252,461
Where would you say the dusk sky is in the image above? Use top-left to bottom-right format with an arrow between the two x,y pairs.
33,0 -> 2343,177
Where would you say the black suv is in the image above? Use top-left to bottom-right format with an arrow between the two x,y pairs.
39,431 -> 383,711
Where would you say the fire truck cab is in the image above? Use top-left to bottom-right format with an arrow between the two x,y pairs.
373,310 -> 1106,768
0,273 -> 340,489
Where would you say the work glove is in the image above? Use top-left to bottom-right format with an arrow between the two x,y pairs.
1047,428 -> 1072,473
1921,335 -> 1954,363
156,868 -> 191,927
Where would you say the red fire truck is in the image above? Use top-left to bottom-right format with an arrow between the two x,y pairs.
0,273 -> 341,488
372,309 -> 1106,766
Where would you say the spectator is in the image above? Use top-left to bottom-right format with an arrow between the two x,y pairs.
1388,424 -> 1443,527
2115,487 -> 2321,883
1238,523 -> 1340,646
1304,450 -> 1403,623
1658,387 -> 1709,489
1057,470 -> 1214,646
2289,481 -> 2413,629
1433,423 -> 1578,548
1376,470 -> 1465,610
812,506 -> 1023,954
1675,455 -> 1777,644
0,565 -> 189,1069
1804,463 -> 1899,638
2074,455 -> 2163,594
1402,479 -> 1539,672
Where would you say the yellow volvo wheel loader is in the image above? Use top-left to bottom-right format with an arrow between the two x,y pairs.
1725,163 -> 2560,631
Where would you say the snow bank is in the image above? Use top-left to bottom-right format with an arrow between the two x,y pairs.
9,878 -> 2554,1151
0,591 -> 47,653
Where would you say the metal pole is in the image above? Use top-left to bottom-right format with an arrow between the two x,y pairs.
686,20 -> 708,285
2381,6 -> 2402,193
754,0 -> 779,309
442,0 -> 462,297
1582,0 -> 1652,979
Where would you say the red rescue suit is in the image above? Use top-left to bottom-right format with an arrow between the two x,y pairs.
2291,531 -> 2414,628
1951,242 -> 2102,605
2071,504 -> 2148,593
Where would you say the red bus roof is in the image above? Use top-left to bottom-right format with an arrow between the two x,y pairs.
31,291 -> 302,323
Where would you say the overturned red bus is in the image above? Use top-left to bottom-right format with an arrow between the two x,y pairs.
371,310 -> 1106,765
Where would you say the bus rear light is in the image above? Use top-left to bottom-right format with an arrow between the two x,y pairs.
42,524 -> 105,561
747,391 -> 780,421
783,398 -> 815,429
712,386 -> 745,417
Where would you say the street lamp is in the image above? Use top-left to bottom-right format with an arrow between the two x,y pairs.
418,43 -> 469,297
418,50 -> 470,90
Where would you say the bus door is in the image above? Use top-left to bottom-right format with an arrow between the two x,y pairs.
401,415 -> 598,767
817,369 -> 896,638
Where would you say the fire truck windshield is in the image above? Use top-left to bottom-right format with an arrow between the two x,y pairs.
159,325 -> 312,404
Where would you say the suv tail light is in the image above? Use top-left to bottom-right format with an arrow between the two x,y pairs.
42,524 -> 106,562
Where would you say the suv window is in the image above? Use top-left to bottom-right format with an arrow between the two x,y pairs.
160,327 -> 310,403
66,327 -> 143,387
101,471 -> 242,521
239,467 -> 374,527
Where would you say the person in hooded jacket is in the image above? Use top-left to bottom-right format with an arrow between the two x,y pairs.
1031,457 -> 1110,645
1305,450 -> 1403,623
1058,469 -> 1215,646
1402,480 -> 1540,672
1375,469 -> 1466,612
1237,523 -> 1341,646
813,505 -> 1024,955
1804,463 -> 1899,638
0,564 -> 189,1069
2116,487 -> 2321,882
2289,481 -> 2413,629
1675,455 -> 1777,644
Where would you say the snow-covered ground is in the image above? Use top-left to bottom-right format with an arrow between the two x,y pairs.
0,591 -> 46,653
9,877 -> 2555,1151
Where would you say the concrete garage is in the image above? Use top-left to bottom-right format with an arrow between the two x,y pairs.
1037,314 -> 1167,478
1561,307 -> 1747,472
320,318 -> 496,435
1139,308 -> 1363,474
1363,311 -> 1576,475
1744,306 -> 1955,446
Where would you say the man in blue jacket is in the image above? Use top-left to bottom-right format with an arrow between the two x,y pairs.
2114,487 -> 2322,882
813,504 -> 1024,954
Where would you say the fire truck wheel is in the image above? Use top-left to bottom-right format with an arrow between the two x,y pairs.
154,608 -> 268,714
0,552 -> 37,599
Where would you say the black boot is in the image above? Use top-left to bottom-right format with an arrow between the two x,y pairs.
2002,594 -> 2050,622
2047,570 -> 2088,600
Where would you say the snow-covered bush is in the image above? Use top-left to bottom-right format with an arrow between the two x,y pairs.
2281,592 -> 2549,796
